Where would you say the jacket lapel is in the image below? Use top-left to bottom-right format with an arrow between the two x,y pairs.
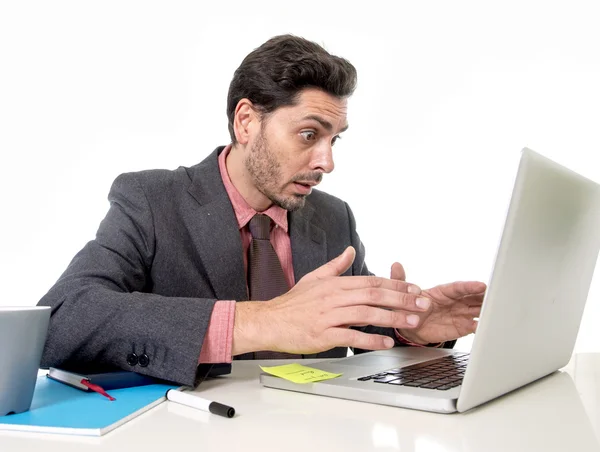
186,148 -> 249,301
289,201 -> 327,283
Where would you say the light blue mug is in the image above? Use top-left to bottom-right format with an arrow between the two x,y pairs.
0,306 -> 50,416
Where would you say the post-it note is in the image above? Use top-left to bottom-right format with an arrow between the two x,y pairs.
260,363 -> 342,384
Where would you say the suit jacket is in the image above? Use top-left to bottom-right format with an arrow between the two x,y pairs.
39,147 -> 447,386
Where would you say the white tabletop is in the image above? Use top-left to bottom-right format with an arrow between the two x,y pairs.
1,353 -> 600,451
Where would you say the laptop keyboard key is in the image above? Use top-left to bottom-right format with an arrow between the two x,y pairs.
373,375 -> 401,383
421,382 -> 446,389
410,379 -> 433,386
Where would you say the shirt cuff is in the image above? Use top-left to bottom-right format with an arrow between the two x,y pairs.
394,329 -> 445,348
198,300 -> 236,363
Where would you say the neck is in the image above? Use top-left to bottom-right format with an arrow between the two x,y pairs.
226,144 -> 273,212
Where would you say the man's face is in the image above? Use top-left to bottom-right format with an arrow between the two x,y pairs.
244,88 -> 348,211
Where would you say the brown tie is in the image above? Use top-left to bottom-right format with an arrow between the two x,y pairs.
247,214 -> 301,360
248,214 -> 289,301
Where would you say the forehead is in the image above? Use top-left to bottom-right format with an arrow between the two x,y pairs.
273,88 -> 348,132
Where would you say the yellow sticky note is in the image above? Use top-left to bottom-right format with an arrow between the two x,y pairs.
260,363 -> 342,384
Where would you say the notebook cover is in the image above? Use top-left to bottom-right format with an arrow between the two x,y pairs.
0,376 -> 178,436
47,367 -> 159,391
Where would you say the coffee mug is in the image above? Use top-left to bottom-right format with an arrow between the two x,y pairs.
0,306 -> 50,416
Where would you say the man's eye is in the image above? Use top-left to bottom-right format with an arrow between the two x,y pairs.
331,135 -> 342,146
300,131 -> 316,141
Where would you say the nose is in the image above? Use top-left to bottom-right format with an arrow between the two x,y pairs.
309,142 -> 335,174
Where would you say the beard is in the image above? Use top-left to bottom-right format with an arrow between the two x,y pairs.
244,129 -> 321,212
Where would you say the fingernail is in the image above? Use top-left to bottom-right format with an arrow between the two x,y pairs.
416,297 -> 431,309
384,337 -> 394,348
408,285 -> 421,295
407,314 -> 420,326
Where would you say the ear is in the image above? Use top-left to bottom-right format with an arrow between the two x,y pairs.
233,99 -> 259,145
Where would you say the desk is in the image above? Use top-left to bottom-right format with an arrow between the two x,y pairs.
1,353 -> 600,451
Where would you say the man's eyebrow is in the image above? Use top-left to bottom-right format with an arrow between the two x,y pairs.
301,115 -> 349,134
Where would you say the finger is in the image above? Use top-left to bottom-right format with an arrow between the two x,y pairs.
460,318 -> 479,335
446,304 -> 482,316
462,293 -> 485,302
452,306 -> 481,322
390,262 -> 406,281
455,319 -> 479,336
331,287 -> 431,312
301,246 -> 356,282
328,305 -> 421,330
434,281 -> 487,299
337,275 -> 422,295
450,295 -> 485,307
468,305 -> 482,317
326,328 -> 396,351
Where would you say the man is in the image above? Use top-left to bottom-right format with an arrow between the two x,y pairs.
38,35 -> 485,387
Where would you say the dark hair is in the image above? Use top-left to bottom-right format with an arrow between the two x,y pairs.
226,34 -> 357,143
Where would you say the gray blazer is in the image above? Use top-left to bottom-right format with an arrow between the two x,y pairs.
38,147 -> 438,386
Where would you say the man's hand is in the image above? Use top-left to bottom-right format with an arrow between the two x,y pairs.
232,247 -> 431,356
391,262 -> 485,344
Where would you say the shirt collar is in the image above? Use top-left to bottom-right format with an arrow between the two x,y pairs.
218,144 -> 289,232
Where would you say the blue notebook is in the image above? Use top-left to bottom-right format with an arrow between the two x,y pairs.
0,376 -> 178,436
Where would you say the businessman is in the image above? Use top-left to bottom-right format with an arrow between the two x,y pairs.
39,35 -> 485,386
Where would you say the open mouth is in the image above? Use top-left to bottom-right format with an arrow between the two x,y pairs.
293,182 -> 313,195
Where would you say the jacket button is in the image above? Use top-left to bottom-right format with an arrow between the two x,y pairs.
138,354 -> 150,367
126,353 -> 139,366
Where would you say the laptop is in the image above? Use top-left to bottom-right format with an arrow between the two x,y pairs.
260,148 -> 600,413
0,306 -> 50,416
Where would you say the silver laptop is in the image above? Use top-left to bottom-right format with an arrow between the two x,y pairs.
0,306 -> 50,416
260,148 -> 600,413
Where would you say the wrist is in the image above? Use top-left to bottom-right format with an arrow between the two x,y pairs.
232,301 -> 275,355
395,328 -> 429,346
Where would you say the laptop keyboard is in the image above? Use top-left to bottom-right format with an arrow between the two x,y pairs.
357,353 -> 469,391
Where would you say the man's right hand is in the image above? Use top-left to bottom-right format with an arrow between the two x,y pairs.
232,246 -> 432,356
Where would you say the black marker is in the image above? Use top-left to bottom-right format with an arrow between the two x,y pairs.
165,389 -> 235,418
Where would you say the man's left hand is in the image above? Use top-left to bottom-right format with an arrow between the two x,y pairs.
390,262 -> 486,344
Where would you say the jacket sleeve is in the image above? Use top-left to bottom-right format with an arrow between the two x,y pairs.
344,202 -> 456,352
38,173 -> 216,386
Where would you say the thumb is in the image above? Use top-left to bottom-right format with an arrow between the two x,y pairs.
390,262 -> 406,281
301,246 -> 356,282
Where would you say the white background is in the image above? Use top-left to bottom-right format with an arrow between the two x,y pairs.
1,1 -> 599,352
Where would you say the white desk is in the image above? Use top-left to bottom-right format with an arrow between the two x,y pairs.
1,353 -> 600,452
